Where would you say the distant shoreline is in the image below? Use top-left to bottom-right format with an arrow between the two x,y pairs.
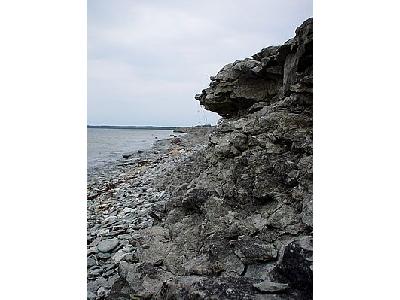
87,124 -> 212,132
87,125 -> 179,130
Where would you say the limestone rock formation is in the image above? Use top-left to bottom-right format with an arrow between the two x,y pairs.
108,18 -> 313,299
196,18 -> 312,119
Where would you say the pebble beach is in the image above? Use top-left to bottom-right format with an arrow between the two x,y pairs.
87,129 -> 211,299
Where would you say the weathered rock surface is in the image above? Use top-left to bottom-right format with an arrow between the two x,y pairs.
88,18 -> 313,300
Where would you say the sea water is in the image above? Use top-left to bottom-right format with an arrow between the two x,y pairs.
87,128 -> 175,169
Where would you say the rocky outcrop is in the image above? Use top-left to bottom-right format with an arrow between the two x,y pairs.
103,18 -> 313,299
196,18 -> 312,119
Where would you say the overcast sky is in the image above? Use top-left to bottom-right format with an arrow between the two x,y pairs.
88,0 -> 312,126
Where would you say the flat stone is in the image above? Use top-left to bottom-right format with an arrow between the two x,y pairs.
87,277 -> 108,292
88,267 -> 103,277
112,249 -> 129,264
87,291 -> 96,300
253,281 -> 289,293
117,234 -> 131,240
97,286 -> 107,298
97,228 -> 109,236
103,269 -> 116,277
103,264 -> 115,271
97,252 -> 112,259
87,257 -> 97,268
105,216 -> 118,224
87,247 -> 98,255
124,253 -> 139,263
97,238 -> 119,253
123,208 -> 134,214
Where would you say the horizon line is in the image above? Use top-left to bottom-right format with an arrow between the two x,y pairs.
87,124 -> 212,128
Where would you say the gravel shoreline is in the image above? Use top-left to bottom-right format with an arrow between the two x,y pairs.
87,129 -> 212,299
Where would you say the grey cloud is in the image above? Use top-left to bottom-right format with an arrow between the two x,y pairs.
88,0 -> 312,126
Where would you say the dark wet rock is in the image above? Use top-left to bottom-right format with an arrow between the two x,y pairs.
273,237 -> 313,298
181,187 -> 211,213
171,137 -> 182,145
122,153 -> 132,159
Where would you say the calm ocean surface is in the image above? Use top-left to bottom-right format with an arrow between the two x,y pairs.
87,128 -> 175,169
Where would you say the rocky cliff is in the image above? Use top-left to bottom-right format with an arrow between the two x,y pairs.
108,18 -> 313,299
